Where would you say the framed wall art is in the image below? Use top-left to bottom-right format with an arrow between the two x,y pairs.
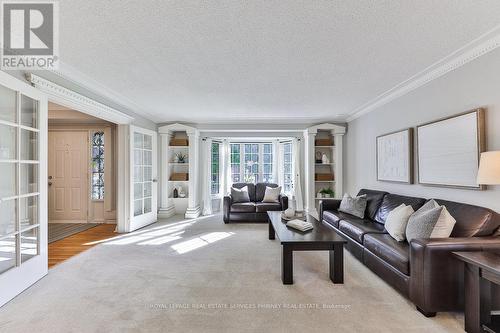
416,109 -> 485,189
376,128 -> 414,184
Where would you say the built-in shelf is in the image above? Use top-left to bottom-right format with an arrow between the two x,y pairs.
315,146 -> 336,148
169,163 -> 189,166
168,146 -> 189,149
168,180 -> 189,183
315,163 -> 334,165
315,197 -> 337,200
169,197 -> 188,200
315,180 -> 335,183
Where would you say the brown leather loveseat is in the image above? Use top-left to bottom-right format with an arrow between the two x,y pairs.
223,183 -> 288,223
320,189 -> 500,317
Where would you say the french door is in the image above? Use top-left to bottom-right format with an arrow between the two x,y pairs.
129,126 -> 157,231
0,71 -> 48,307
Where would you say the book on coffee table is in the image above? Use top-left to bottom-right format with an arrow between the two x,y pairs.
286,219 -> 313,232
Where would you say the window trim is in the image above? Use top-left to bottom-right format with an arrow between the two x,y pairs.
210,141 -> 220,195
282,141 -> 294,195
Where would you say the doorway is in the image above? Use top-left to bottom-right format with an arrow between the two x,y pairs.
47,103 -> 117,263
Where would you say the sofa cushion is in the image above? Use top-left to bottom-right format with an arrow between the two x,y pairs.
255,202 -> 281,213
232,183 -> 256,202
364,234 -> 410,275
339,217 -> 386,244
374,194 -> 426,224
255,183 -> 279,202
357,189 -> 388,220
231,202 -> 256,213
434,199 -> 500,237
323,210 -> 342,228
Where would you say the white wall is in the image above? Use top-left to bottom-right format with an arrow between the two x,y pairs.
346,48 -> 500,212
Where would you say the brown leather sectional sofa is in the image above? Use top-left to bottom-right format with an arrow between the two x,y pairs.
320,189 -> 500,317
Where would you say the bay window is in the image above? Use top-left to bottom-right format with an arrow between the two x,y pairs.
230,143 -> 273,184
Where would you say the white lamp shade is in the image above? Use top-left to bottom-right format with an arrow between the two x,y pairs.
477,151 -> 500,185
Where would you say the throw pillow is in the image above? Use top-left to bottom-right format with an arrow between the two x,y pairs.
384,204 -> 415,242
339,193 -> 367,219
231,186 -> 250,203
262,186 -> 281,203
405,200 -> 456,243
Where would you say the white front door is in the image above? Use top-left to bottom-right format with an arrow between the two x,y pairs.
129,126 -> 157,231
0,71 -> 48,307
48,131 -> 89,222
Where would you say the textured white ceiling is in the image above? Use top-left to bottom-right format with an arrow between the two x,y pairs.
58,1 -> 500,123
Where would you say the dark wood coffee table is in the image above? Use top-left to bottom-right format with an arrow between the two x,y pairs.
267,211 -> 347,285
453,251 -> 500,333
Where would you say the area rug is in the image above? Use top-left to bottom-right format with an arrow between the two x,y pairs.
1,215 -> 464,332
48,223 -> 99,243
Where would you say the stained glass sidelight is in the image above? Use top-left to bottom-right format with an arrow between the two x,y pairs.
91,131 -> 105,200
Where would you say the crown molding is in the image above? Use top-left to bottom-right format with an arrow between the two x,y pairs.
48,61 -> 160,122
28,73 -> 134,124
346,25 -> 500,122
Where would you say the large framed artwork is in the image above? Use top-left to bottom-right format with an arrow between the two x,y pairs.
417,109 -> 485,189
376,128 -> 414,184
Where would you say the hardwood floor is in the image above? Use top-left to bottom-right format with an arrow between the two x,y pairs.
48,224 -> 117,268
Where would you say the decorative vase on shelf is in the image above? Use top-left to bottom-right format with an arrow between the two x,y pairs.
315,152 -> 322,163
322,153 -> 329,164
173,187 -> 178,198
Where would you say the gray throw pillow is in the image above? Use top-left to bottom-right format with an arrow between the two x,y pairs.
405,200 -> 456,243
339,193 -> 367,219
231,186 -> 250,203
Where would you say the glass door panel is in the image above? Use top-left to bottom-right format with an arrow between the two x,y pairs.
129,126 -> 157,231
0,72 -> 46,307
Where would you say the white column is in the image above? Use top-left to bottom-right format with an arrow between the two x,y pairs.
185,129 -> 201,218
333,133 -> 345,199
158,133 -> 175,219
303,129 -> 317,218
116,124 -> 131,232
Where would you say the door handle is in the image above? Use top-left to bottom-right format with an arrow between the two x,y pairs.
48,182 -> 52,186
48,176 -> 52,179
152,179 -> 158,183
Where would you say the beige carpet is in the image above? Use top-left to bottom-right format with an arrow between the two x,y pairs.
0,215 -> 464,332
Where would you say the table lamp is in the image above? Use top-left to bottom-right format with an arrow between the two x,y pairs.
477,151 -> 500,185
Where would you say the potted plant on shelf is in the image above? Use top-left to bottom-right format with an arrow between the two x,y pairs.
319,188 -> 335,198
175,152 -> 187,163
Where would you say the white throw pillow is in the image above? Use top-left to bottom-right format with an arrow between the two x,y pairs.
429,201 -> 457,238
384,204 -> 415,242
262,186 -> 281,203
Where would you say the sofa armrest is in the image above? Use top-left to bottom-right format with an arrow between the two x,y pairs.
410,236 -> 500,313
319,199 -> 342,222
279,195 -> 289,211
223,195 -> 232,223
